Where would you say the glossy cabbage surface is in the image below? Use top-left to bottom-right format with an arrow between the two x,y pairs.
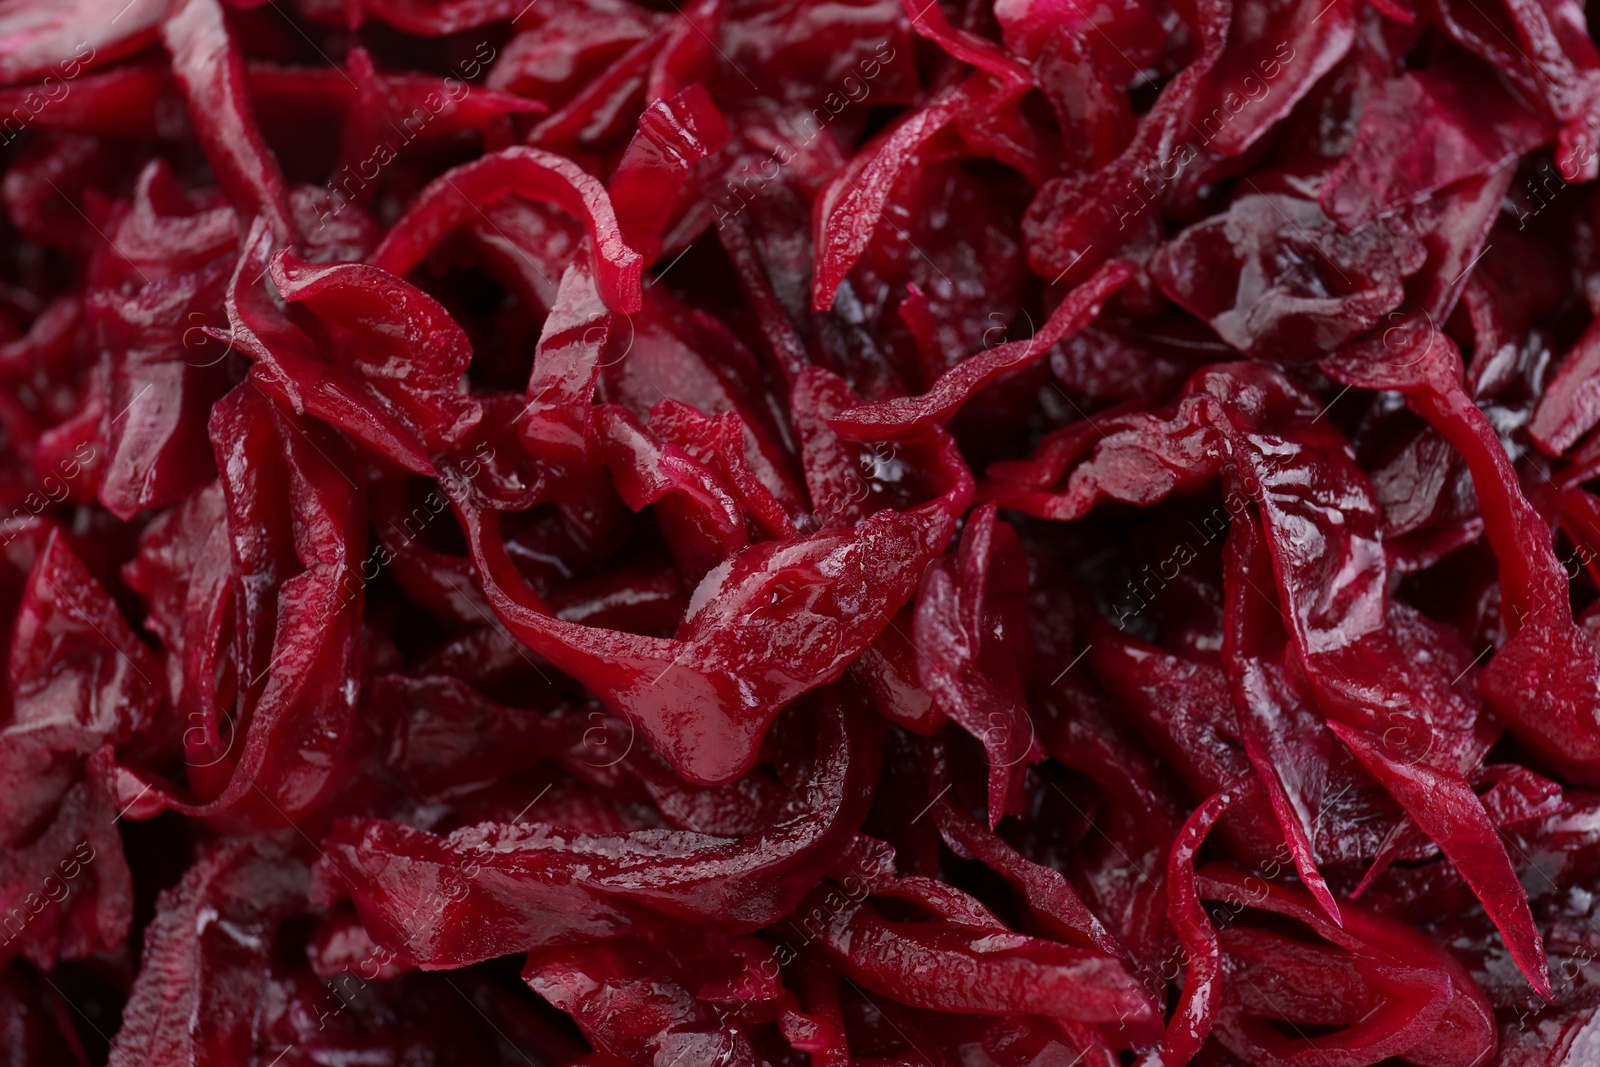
2,0 -> 1600,1064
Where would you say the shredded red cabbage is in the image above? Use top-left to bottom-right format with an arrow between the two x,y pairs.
5,0 -> 1600,1063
